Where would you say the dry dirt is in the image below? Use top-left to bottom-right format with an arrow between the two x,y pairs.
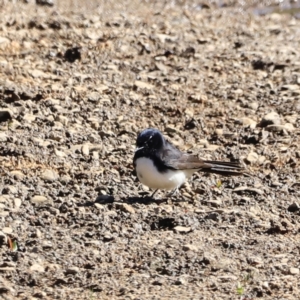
0,0 -> 300,299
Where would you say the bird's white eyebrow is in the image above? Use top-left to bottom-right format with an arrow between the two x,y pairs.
135,146 -> 144,152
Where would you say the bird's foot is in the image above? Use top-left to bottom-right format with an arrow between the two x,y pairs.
166,188 -> 178,198
150,189 -> 158,198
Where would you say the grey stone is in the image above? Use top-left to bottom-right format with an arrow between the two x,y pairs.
0,132 -> 8,141
81,143 -> 90,156
288,203 -> 300,213
10,170 -> 25,180
183,244 -> 198,252
290,267 -> 299,275
30,263 -> 45,272
260,111 -> 281,127
116,203 -> 135,214
65,267 -> 80,275
87,92 -> 101,102
174,226 -> 192,233
41,169 -> 59,182
31,195 -> 53,206
246,151 -> 259,164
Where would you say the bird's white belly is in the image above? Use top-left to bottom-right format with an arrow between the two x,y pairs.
135,157 -> 191,190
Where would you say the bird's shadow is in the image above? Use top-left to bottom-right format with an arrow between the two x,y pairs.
123,196 -> 168,205
78,194 -> 173,208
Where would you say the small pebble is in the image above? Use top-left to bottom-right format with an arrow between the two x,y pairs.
290,267 -> 299,275
65,267 -> 80,275
30,263 -> 45,272
31,195 -> 53,206
260,111 -> 281,127
288,203 -> 300,213
246,151 -> 259,164
116,203 -> 135,214
183,244 -> 198,252
174,226 -> 192,233
41,169 -> 59,182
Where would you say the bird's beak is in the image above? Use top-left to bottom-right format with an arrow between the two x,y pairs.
135,146 -> 144,152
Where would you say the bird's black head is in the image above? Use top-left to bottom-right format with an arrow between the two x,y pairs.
135,128 -> 165,152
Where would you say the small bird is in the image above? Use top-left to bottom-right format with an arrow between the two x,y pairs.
133,128 -> 243,198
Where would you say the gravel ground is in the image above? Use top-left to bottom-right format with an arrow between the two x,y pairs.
0,1 -> 300,299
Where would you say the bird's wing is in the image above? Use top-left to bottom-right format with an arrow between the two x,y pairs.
162,142 -> 243,175
165,154 -> 243,175
164,153 -> 208,170
161,141 -> 207,170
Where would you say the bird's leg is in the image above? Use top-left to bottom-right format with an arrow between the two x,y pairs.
150,189 -> 158,198
166,187 -> 178,198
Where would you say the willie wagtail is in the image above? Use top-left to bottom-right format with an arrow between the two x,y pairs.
133,128 -> 243,197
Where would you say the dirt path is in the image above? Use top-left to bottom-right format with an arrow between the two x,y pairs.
0,1 -> 299,299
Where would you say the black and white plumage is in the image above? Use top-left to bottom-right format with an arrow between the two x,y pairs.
133,128 -> 243,196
